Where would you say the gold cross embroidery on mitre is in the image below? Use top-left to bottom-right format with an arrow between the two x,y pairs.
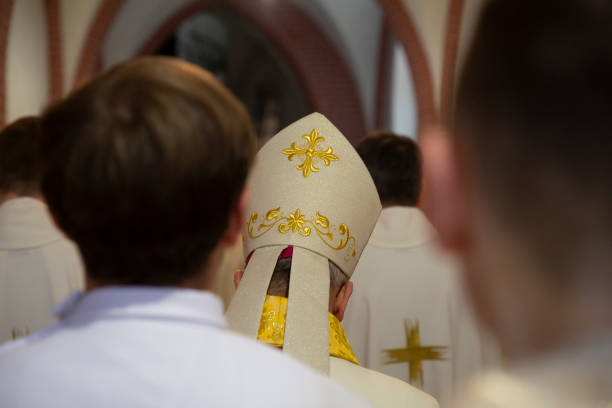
382,320 -> 447,387
282,128 -> 339,177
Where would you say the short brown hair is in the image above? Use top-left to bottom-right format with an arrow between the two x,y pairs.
357,131 -> 422,206
40,57 -> 256,285
0,116 -> 41,196
456,0 -> 612,283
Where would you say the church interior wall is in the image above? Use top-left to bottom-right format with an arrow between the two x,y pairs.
389,41 -> 418,140
292,0 -> 383,131
5,0 -> 48,123
0,0 -> 489,138
402,0 -> 450,111
102,0 -> 190,68
60,0 -> 102,90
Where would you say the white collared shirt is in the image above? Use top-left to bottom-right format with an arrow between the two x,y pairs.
0,287 -> 371,408
344,207 -> 495,404
0,197 -> 84,344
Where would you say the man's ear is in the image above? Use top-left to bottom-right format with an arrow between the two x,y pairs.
233,269 -> 244,290
220,187 -> 250,248
333,281 -> 353,322
421,126 -> 469,253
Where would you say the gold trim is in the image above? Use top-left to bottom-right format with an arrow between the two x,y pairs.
257,295 -> 360,365
248,207 -> 356,258
282,128 -> 339,178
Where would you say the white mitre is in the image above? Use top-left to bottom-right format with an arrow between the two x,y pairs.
226,112 -> 381,373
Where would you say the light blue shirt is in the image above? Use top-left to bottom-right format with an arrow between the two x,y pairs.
0,287 -> 370,408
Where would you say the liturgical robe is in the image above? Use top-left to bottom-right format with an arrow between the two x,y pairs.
257,295 -> 439,408
0,197 -> 84,345
343,206 -> 495,403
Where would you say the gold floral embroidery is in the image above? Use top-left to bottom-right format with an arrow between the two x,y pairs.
282,128 -> 339,177
247,207 -> 356,258
279,209 -> 310,236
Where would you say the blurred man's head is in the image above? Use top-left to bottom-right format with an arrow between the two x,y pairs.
0,116 -> 42,202
423,0 -> 612,360
357,131 -> 422,207
40,57 -> 256,289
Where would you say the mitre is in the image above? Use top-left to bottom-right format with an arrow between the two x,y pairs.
226,112 -> 381,373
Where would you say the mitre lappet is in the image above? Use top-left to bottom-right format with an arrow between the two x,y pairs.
226,112 -> 381,373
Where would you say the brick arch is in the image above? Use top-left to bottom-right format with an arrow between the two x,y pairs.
377,0 -> 438,135
73,0 -> 126,87
74,0 -> 366,145
44,0 -> 63,102
440,0 -> 465,126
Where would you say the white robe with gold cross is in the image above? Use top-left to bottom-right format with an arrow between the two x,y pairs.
343,207 -> 498,404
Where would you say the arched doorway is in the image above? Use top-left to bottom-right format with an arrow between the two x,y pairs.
75,0 -> 367,144
151,10 -> 310,145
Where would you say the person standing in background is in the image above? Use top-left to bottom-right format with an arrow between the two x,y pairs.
343,131 -> 495,404
0,117 -> 84,345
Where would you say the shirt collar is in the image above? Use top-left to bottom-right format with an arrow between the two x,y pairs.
0,197 -> 64,249
55,286 -> 227,330
368,206 -> 436,248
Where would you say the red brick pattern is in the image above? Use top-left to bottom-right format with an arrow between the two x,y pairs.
377,0 -> 438,135
440,0 -> 464,126
44,0 -> 63,101
73,0 -> 125,88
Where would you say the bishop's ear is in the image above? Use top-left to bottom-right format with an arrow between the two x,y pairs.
421,126 -> 470,254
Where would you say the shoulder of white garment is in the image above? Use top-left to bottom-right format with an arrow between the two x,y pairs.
330,357 -> 439,408
367,206 -> 436,249
0,197 -> 64,249
0,287 -> 372,408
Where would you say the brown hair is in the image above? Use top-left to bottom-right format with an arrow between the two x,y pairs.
40,57 -> 256,285
357,130 -> 422,207
0,116 -> 41,196
455,0 -> 612,283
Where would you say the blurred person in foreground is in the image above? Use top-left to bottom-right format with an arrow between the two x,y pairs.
343,131 -> 492,404
0,117 -> 83,345
422,0 -> 612,406
0,57 -> 370,408
227,113 -> 438,408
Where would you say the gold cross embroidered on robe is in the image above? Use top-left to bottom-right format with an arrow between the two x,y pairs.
382,320 -> 447,387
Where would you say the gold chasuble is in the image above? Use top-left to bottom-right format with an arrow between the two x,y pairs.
257,295 -> 360,365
